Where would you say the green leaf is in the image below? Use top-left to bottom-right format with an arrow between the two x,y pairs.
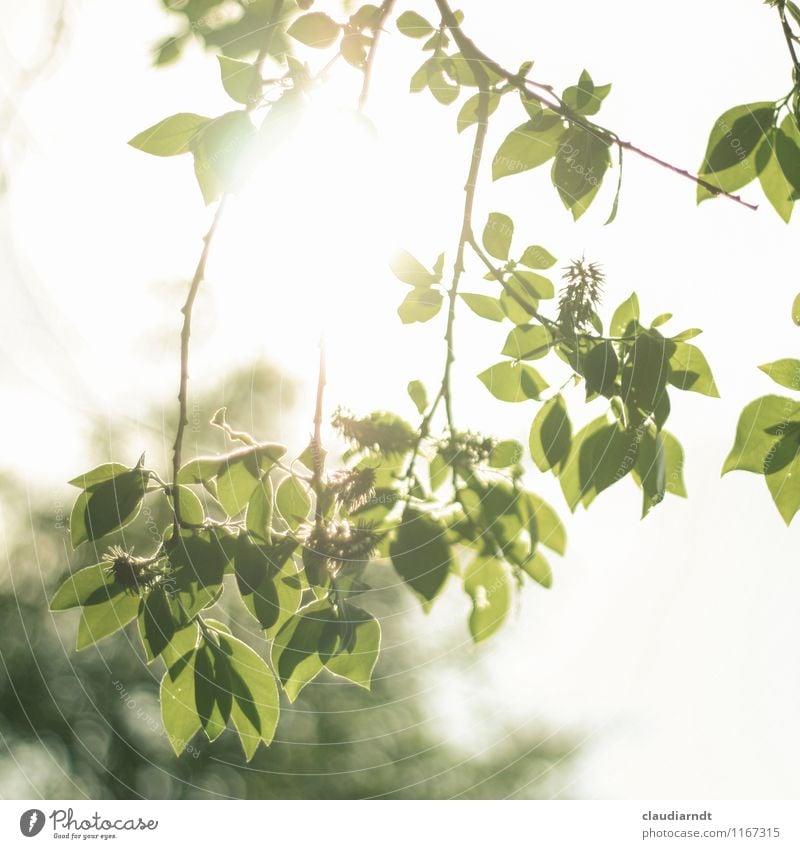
621,330 -> 673,415
190,111 -> 256,204
508,270 -> 554,300
161,623 -> 199,674
194,639 -> 232,741
700,102 -> 774,174
764,431 -> 800,525
610,292 -> 639,337
662,431 -> 687,499
128,113 -> 209,157
529,394 -> 572,473
407,380 -> 428,414
396,10 -> 434,37
390,507 -> 452,609
632,426 -> 666,518
460,293 -> 505,322
489,440 -> 523,468
218,633 -> 279,759
390,250 -> 437,287
478,361 -> 548,402
523,550 -> 552,589
502,324 -> 553,360
668,341 -> 719,397
218,56 -> 259,104
551,125 -> 611,219
246,476 -> 274,545
482,212 -> 514,261
397,287 -> 443,324
723,395 -> 800,474
69,466 -> 148,548
234,534 -> 301,636
456,91 -> 500,133
50,563 -> 114,611
793,292 -> 800,326
464,556 -> 512,643
500,290 -> 534,324
288,12 -> 341,47
138,586 -> 177,663
275,476 -> 311,529
170,485 -> 205,526
216,451 -> 262,517
776,114 -> 800,196
492,115 -> 565,180
562,69 -> 611,117
759,359 -> 800,391
583,340 -> 619,397
429,454 -> 449,492
697,102 -> 774,202
76,585 -> 140,651
519,245 -> 557,269
525,492 -> 566,555
167,529 -> 229,620
757,136 -> 794,222
160,647 -> 200,756
325,605 -> 381,689
651,313 -> 672,328
271,599 -> 337,701
68,463 -> 129,489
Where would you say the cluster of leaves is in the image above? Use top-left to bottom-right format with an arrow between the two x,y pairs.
724,293 -> 800,524
696,1 -> 800,220
398,15 -> 617,221
392,211 -> 720,519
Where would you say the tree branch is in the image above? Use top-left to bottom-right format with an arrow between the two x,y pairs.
433,0 -> 758,211
358,0 -> 396,112
778,2 -> 800,83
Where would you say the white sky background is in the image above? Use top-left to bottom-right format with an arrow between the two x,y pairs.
1,0 -> 800,798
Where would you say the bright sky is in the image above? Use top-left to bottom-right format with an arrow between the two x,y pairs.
2,0 -> 800,798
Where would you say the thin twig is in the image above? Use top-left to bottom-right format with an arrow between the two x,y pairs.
358,0 -> 397,112
311,338 -> 327,525
432,0 -> 758,211
171,197 -> 228,532
404,64 -> 492,481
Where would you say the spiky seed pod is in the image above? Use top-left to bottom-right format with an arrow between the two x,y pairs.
558,258 -> 605,333
303,521 -> 381,575
102,546 -> 161,595
438,430 -> 495,470
332,408 -> 416,455
327,467 -> 377,511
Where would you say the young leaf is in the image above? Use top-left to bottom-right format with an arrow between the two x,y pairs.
390,508 -> 452,609
325,605 -> 381,689
492,115 -> 565,180
69,466 -> 148,548
723,395 -> 800,474
287,12 -> 341,48
50,563 -> 115,611
700,102 -> 774,174
464,556 -> 512,643
529,395 -> 572,473
478,361 -> 548,402
551,125 -> 611,219
194,639 -> 232,741
758,359 -> 800,391
764,431 -> 800,525
138,586 -> 177,663
407,380 -> 428,414
460,293 -> 505,322
128,113 -> 209,157
160,647 -> 200,756
610,292 -> 639,337
519,245 -> 557,269
482,212 -> 514,261
456,91 -> 500,133
218,633 -> 280,759
218,56 -> 260,105
668,341 -> 719,397
396,10 -> 434,38
390,250 -> 437,287
397,287 -> 443,323
76,586 -> 140,651
275,476 -> 312,529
